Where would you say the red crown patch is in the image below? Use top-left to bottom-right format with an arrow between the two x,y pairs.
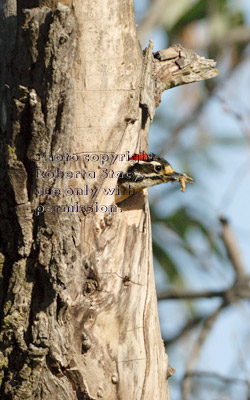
129,152 -> 155,162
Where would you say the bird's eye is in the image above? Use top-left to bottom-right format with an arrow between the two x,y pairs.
155,165 -> 162,172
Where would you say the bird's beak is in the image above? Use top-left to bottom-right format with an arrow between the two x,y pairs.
167,172 -> 195,184
163,167 -> 195,192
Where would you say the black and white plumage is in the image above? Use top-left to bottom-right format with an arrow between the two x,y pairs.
115,153 -> 194,204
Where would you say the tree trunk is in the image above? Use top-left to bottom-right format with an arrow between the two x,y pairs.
0,1 -> 217,399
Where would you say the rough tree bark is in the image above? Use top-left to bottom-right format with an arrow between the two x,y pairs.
0,0 -> 218,399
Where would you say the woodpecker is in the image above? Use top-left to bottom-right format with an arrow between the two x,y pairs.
115,153 -> 194,204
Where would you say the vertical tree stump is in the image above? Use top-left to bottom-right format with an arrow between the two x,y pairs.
0,1 -> 218,399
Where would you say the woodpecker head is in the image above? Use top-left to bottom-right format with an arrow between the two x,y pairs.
116,152 -> 194,203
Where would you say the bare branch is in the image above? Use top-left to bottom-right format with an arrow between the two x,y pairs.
158,283 -> 250,302
153,45 -> 219,106
219,217 -> 246,281
181,302 -> 227,400
157,288 -> 226,300
156,50 -> 249,155
185,370 -> 250,388
163,315 -> 205,346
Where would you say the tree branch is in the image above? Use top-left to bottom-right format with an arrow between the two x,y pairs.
157,288 -> 226,300
219,216 -> 246,281
185,370 -> 250,388
153,45 -> 219,106
181,302 -> 227,400
180,215 -> 250,399
163,314 -> 205,347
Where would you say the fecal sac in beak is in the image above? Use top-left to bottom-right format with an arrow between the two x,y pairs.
164,171 -> 195,192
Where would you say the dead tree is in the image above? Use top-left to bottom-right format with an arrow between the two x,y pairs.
0,1 -> 218,399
